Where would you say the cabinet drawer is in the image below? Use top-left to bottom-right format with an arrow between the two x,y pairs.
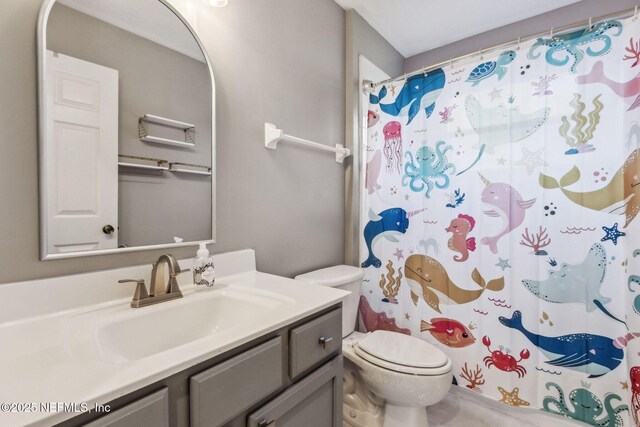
190,337 -> 283,427
289,309 -> 341,379
248,356 -> 342,427
84,388 -> 168,427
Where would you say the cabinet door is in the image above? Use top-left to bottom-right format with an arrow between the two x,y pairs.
191,337 -> 283,427
84,388 -> 168,427
248,356 -> 342,427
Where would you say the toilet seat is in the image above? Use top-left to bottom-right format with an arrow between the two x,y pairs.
353,330 -> 451,376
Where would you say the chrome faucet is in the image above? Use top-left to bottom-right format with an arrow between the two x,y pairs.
119,254 -> 190,308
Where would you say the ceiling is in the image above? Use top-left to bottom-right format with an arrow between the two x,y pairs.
334,0 -> 583,57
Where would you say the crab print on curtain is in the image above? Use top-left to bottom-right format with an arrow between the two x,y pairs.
361,14 -> 640,427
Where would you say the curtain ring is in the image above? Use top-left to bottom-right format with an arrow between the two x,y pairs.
634,5 -> 638,21
549,27 -> 554,38
588,17 -> 592,29
516,37 -> 521,51
479,48 -> 484,60
449,57 -> 454,69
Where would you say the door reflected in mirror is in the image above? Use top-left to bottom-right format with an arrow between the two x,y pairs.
38,0 -> 215,259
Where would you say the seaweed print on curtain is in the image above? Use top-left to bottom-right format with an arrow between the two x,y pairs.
361,15 -> 640,426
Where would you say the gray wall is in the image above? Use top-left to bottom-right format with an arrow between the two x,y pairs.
198,0 -> 345,278
47,4 -> 212,247
0,0 -> 345,284
344,10 -> 404,265
404,0 -> 638,72
348,11 -> 405,79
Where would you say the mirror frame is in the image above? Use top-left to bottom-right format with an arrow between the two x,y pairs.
37,0 -> 216,260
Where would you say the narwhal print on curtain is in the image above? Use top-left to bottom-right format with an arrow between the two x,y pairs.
361,14 -> 640,426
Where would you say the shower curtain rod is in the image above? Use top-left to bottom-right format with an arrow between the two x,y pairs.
370,5 -> 639,89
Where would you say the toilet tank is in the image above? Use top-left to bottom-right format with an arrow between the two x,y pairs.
295,265 -> 363,338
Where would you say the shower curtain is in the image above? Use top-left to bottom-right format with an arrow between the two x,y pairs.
361,14 -> 640,426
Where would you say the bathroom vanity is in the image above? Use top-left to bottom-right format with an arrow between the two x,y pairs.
62,307 -> 343,427
0,250 -> 348,427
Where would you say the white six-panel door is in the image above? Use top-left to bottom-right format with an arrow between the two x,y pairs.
45,50 -> 118,253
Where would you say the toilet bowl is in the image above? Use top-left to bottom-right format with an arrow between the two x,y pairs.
343,330 -> 453,427
295,266 -> 453,427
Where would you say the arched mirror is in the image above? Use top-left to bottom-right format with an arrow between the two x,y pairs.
37,0 -> 215,260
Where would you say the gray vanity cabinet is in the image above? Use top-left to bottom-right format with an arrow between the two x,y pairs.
83,389 -> 169,427
248,356 -> 342,427
196,308 -> 342,427
56,305 -> 342,427
190,337 -> 284,426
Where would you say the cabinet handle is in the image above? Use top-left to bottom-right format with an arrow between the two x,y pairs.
258,419 -> 275,427
318,336 -> 333,348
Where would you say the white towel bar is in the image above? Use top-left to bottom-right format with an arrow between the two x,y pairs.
264,123 -> 350,163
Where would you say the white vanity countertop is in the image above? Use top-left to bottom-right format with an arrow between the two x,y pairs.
0,250 -> 349,427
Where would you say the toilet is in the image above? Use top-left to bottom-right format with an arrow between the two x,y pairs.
295,265 -> 453,427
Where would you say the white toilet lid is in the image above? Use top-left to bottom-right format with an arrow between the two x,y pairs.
354,330 -> 451,375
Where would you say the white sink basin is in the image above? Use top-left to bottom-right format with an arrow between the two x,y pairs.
65,286 -> 294,363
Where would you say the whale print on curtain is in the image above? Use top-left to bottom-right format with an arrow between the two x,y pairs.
361,14 -> 640,426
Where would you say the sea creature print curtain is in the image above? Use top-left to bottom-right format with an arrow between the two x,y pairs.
361,14 -> 640,426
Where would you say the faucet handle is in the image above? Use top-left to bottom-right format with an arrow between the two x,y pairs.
119,279 -> 149,302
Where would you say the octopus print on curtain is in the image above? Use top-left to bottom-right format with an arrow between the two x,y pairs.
361,15 -> 640,427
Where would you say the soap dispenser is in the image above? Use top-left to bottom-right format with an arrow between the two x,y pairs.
194,243 -> 215,287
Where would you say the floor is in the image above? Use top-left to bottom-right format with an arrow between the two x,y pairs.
429,387 -> 583,427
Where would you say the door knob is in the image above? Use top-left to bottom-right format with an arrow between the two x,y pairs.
103,224 -> 115,234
